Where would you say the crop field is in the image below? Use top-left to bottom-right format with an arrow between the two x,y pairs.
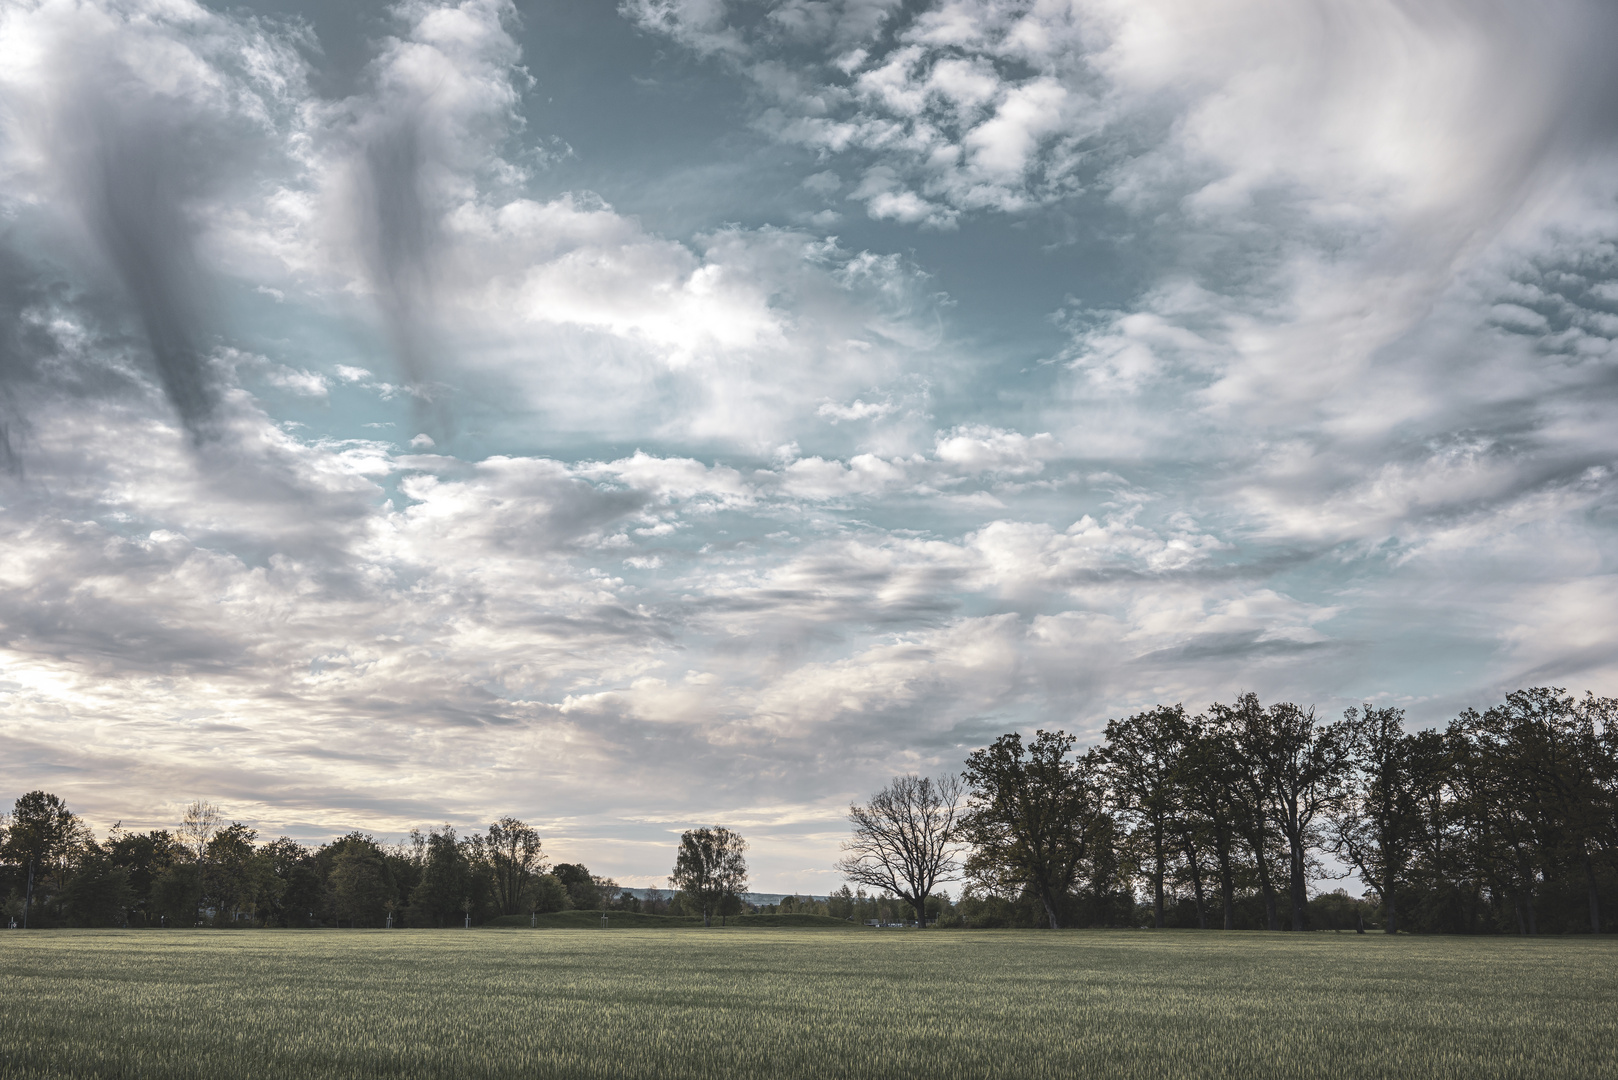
2,928 -> 1615,1080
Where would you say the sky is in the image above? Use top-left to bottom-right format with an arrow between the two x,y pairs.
2,0 -> 1617,894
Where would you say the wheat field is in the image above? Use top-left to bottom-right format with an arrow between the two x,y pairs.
1,928 -> 1614,1079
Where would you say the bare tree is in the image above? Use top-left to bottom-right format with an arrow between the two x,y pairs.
836,774 -> 964,928
179,800 -> 221,862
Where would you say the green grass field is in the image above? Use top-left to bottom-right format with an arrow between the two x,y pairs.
2,928 -> 1614,1079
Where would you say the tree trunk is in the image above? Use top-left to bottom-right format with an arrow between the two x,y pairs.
24,860 -> 34,930
1585,853 -> 1602,935
1288,836 -> 1307,932
1513,895 -> 1526,936
1253,843 -> 1279,931
912,895 -> 927,928
1215,828 -> 1234,931
1183,835 -> 1207,930
1153,824 -> 1166,929
1042,891 -> 1061,930
1382,868 -> 1397,935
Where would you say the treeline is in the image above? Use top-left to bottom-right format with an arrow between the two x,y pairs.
863,686 -> 1615,934
6,686 -> 1615,935
0,805 -> 681,929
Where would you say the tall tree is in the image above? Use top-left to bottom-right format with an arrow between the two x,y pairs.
203,823 -> 260,924
487,817 -> 544,917
670,826 -> 748,927
328,834 -> 394,927
1180,717 -> 1250,930
408,826 -> 467,927
106,828 -> 184,927
1329,706 -> 1439,934
835,774 -> 964,928
59,842 -> 134,927
178,801 -> 221,862
1461,688 -> 1614,934
1210,694 -> 1284,930
1245,702 -> 1349,931
2,791 -> 80,928
1103,705 -> 1191,929
961,731 -> 1107,929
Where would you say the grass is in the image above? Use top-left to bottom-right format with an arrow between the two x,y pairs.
483,911 -> 855,929
1,928 -> 1614,1079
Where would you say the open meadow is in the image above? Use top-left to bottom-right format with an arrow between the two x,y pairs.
2,928 -> 1615,1080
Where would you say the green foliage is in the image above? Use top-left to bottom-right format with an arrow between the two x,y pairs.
105,830 -> 183,926
408,827 -> 467,927
962,731 -> 1110,929
327,835 -> 394,928
669,827 -> 748,927
148,863 -> 201,927
57,850 -> 134,927
525,873 -> 568,913
2,931 -> 1615,1079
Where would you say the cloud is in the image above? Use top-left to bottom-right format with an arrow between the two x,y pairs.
330,0 -> 526,394
934,425 -> 1059,476
0,0 -> 308,436
3,0 -> 1618,898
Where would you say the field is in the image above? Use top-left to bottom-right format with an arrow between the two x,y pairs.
2,928 -> 1615,1079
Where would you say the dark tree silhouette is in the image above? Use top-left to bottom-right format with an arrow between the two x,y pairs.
836,774 -> 964,927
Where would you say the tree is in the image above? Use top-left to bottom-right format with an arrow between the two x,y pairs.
1102,706 -> 1191,929
329,835 -> 394,927
203,823 -> 260,924
106,828 -> 184,927
670,826 -> 748,927
178,801 -> 221,862
2,791 -> 80,928
408,826 -> 467,927
150,862 -> 202,926
259,838 -> 322,928
961,731 -> 1108,929
1210,694 -> 1285,930
487,817 -> 544,916
1329,705 -> 1440,934
835,774 -> 964,928
552,863 -> 601,910
1179,717 -> 1252,931
59,845 -> 134,927
1245,702 -> 1349,931
524,873 -> 567,914
1458,688 -> 1615,934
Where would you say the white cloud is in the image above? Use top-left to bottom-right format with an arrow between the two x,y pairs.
4,0 -> 1618,896
934,425 -> 1059,475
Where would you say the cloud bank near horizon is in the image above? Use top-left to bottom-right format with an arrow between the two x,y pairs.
1,0 -> 1617,890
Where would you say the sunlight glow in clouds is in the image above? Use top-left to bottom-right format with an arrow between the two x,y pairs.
1,0 -> 1617,890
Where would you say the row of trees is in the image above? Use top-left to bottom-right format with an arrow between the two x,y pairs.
841,687 -> 1618,934
8,686 -> 1612,934
0,800 -> 635,929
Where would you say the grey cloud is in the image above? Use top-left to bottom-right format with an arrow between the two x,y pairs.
356,113 -> 442,393
69,93 -> 218,433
